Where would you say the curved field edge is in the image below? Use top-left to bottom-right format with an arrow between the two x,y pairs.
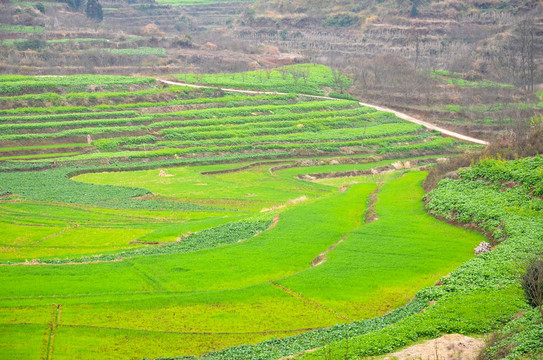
150,157 -> 543,360
0,215 -> 274,265
0,154 -> 450,263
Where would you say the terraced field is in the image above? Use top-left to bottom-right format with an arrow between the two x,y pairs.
0,65 -> 465,170
0,66 -> 523,360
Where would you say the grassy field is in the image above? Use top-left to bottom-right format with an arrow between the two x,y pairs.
174,64 -> 351,95
0,168 -> 485,359
0,67 -> 500,359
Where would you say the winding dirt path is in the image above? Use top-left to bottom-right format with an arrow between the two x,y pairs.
157,79 -> 489,146
357,101 -> 489,145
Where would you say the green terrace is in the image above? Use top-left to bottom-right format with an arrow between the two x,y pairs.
0,75 -> 460,167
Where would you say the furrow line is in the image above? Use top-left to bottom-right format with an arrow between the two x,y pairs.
269,281 -> 352,322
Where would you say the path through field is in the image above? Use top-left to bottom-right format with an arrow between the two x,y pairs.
157,79 -> 490,146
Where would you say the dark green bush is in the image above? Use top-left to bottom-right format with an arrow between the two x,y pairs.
323,13 -> 358,27
15,39 -> 47,51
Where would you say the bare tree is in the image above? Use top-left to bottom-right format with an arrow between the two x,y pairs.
490,14 -> 539,90
515,16 -> 537,91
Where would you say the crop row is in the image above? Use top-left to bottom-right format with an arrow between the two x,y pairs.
430,70 -> 514,89
141,134 -> 426,150
142,107 -> 378,129
0,115 -> 154,131
92,136 -> 158,151
0,75 -> 155,95
1,38 -> 109,47
0,97 -> 310,129
378,137 -> 457,154
103,47 -> 167,56
0,151 -> 291,172
0,25 -> 44,34
0,110 -> 139,123
42,125 -> 427,163
0,101 -> 358,140
0,93 -> 298,116
0,85 -> 192,103
94,109 -> 373,146
157,115 -> 373,140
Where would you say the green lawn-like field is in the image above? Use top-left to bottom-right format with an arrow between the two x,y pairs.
0,166 -> 485,358
74,164 -> 330,211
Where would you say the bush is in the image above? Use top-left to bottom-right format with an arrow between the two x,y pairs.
522,256 -> 543,321
86,0 -> 103,22
15,39 -> 47,51
323,13 -> 358,27
35,3 -> 45,13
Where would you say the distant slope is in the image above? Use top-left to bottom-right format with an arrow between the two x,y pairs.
253,0 -> 539,20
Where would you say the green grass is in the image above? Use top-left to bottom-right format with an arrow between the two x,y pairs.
102,47 -> 166,56
278,172 -> 482,319
0,324 -> 49,359
0,143 -> 89,152
0,25 -> 44,34
431,70 -> 514,89
0,167 -> 489,358
0,194 -> 242,261
0,226 -> 152,261
189,157 -> 542,360
0,152 -> 80,160
175,64 -> 351,95
75,164 -> 330,211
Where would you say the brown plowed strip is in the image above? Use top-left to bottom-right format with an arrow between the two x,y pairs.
269,281 -> 351,322
311,233 -> 349,267
269,214 -> 280,230
200,160 -> 288,175
250,214 -> 280,239
44,304 -> 61,360
365,185 -> 383,224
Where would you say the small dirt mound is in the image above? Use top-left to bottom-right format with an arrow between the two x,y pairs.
158,170 -> 174,177
384,334 -> 485,360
